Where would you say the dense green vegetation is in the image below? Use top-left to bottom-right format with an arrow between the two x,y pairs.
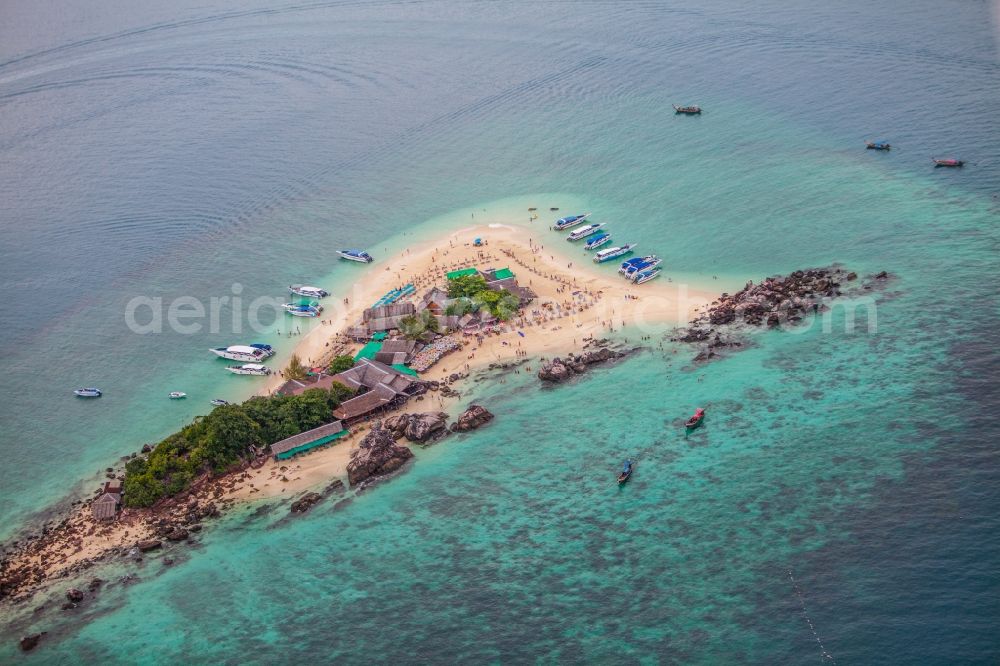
123,384 -> 354,508
398,310 -> 440,340
445,274 -> 518,320
327,354 -> 355,374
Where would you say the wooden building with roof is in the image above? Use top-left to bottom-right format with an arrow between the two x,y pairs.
330,358 -> 424,424
270,421 -> 347,460
92,479 -> 123,521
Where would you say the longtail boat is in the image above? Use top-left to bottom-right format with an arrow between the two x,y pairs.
685,407 -> 706,431
932,157 -> 964,167
866,140 -> 891,150
673,104 -> 701,114
617,459 -> 633,485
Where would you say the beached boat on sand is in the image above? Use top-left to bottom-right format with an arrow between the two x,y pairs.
289,284 -> 329,298
617,459 -> 633,484
585,233 -> 613,250
554,213 -> 590,230
634,267 -> 662,284
594,244 -> 636,263
566,223 -> 606,241
932,157 -> 963,167
73,387 -> 102,398
673,104 -> 701,114
337,249 -> 374,263
226,363 -> 271,376
210,344 -> 274,362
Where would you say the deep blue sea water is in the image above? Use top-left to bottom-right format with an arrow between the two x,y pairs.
1,0 -> 998,662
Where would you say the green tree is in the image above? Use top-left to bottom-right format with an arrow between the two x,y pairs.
327,354 -> 355,374
447,274 -> 488,299
286,354 -> 308,380
202,405 -> 261,470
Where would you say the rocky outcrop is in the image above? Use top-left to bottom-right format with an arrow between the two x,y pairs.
165,528 -> 189,542
290,492 -> 322,514
538,347 -> 624,383
450,405 -> 494,432
20,633 -> 43,651
347,421 -> 414,486
65,588 -> 84,603
383,412 -> 449,443
673,266 -> 890,363
135,539 -> 162,552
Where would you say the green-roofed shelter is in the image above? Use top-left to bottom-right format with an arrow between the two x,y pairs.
271,421 -> 347,460
446,267 -> 479,280
392,364 -> 419,377
354,340 -> 383,362
371,331 -> 388,341
493,267 -> 515,280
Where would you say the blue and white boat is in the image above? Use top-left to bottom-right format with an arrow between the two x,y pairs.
337,249 -> 374,263
566,223 -> 605,241
593,244 -> 637,263
634,267 -> 662,284
226,363 -> 271,376
210,344 -> 274,362
618,257 -> 647,274
283,303 -> 323,317
210,398 -> 231,406
73,387 -> 102,398
623,256 -> 662,279
289,284 -> 329,298
585,233 -> 613,250
553,213 -> 590,230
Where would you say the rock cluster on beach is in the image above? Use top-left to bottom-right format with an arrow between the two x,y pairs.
347,421 -> 414,487
672,267 -> 890,362
537,347 -> 624,383
450,405 -> 494,432
383,412 -> 450,443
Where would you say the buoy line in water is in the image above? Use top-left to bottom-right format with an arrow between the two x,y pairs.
788,569 -> 837,663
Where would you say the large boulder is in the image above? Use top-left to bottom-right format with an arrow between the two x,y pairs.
165,528 -> 189,542
383,412 -> 449,443
347,421 -> 414,486
290,492 -> 323,514
65,588 -> 84,603
450,405 -> 494,432
538,358 -> 572,382
20,633 -> 43,652
135,539 -> 162,552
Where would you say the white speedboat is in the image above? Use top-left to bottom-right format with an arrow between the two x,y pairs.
289,284 -> 329,299
226,363 -> 271,376
567,223 -> 605,241
337,249 -> 374,263
168,391 -> 187,399
553,213 -> 590,230
593,244 -> 637,263
210,344 -> 274,362
74,387 -> 102,398
210,398 -> 230,406
283,303 -> 322,317
634,267 -> 662,284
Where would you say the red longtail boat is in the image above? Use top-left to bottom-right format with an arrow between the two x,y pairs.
932,157 -> 964,167
685,408 -> 706,431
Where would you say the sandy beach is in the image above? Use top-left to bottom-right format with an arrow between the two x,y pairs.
234,220 -> 715,502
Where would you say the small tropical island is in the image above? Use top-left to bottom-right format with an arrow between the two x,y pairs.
1,220 -> 888,628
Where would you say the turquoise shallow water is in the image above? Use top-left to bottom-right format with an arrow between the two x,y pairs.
1,0 -> 999,662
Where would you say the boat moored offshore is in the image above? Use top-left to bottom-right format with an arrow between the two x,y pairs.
624,256 -> 662,279
584,233 -> 613,250
866,140 -> 891,150
932,157 -> 964,167
73,387 -> 102,398
226,363 -> 271,376
283,303 -> 323,317
566,223 -> 606,241
673,104 -> 701,114
210,398 -> 231,406
289,284 -> 329,298
168,391 -> 187,399
553,213 -> 590,230
337,249 -> 374,263
593,244 -> 637,263
210,344 -> 274,362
